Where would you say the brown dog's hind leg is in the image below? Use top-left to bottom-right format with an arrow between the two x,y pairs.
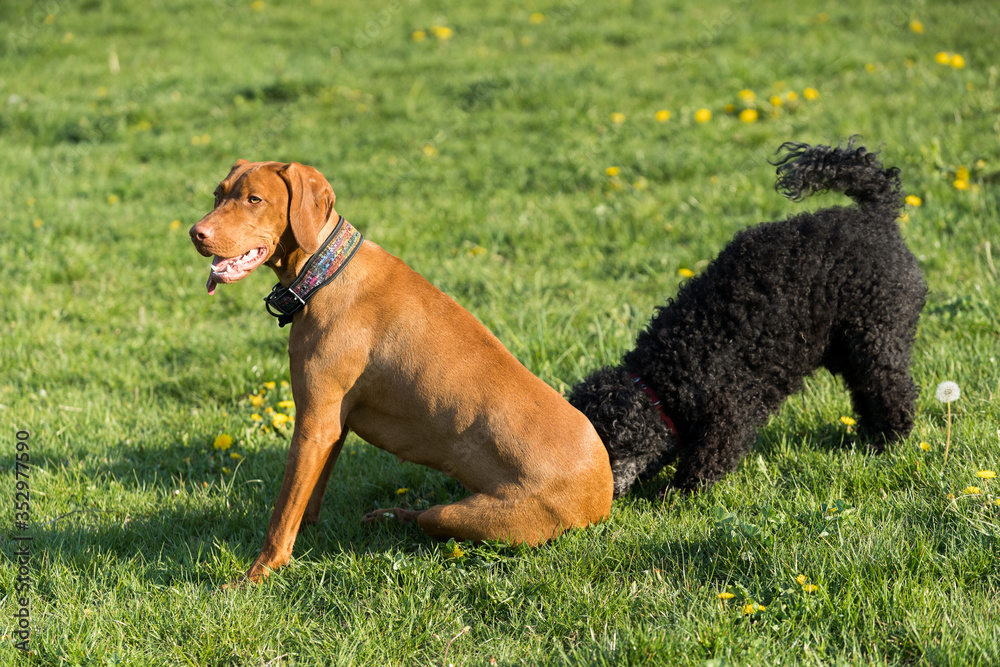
362,508 -> 424,524
362,493 -> 562,545
415,492 -> 566,547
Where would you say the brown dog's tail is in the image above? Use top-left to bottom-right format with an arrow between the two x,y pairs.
771,138 -> 904,220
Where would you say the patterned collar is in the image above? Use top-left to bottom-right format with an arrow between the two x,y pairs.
264,216 -> 364,327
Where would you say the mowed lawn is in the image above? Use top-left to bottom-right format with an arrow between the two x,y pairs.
1,0 -> 999,664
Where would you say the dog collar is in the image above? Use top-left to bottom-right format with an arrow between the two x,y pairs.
630,374 -> 680,440
264,216 -> 363,327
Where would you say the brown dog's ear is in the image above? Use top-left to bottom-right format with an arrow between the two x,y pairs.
277,162 -> 336,254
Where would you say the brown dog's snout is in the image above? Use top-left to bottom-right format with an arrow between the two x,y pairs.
189,222 -> 212,243
189,221 -> 216,257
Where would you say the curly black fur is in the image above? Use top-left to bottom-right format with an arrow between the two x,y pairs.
569,140 -> 926,497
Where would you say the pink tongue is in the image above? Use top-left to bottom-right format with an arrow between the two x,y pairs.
206,254 -> 224,295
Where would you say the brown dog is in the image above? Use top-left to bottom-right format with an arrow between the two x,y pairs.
189,160 -> 613,583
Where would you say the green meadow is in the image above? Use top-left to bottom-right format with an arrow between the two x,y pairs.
2,0 -> 999,664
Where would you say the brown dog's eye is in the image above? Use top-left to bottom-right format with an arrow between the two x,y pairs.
248,195 -> 262,204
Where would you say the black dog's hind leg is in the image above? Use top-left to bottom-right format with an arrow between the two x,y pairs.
669,419 -> 759,492
828,326 -> 919,450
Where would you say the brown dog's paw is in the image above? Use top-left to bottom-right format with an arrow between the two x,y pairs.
362,508 -> 423,524
220,563 -> 274,591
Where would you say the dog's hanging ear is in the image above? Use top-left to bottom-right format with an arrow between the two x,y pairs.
277,162 -> 336,254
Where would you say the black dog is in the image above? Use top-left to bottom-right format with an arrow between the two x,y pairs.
570,140 -> 926,497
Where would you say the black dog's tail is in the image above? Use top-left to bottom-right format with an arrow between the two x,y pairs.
771,138 -> 904,219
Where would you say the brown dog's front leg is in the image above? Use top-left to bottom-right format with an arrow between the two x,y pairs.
302,431 -> 347,526
237,420 -> 342,585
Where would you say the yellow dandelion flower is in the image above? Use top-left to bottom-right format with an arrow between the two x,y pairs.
994,499 -> 1000,507
250,394 -> 264,407
864,63 -> 876,73
605,166 -> 620,176
264,381 -> 276,390
449,542 -> 465,559
802,584 -> 819,593
107,195 -> 119,205
803,87 -> 820,100
769,95 -> 783,106
230,452 -> 243,460
213,434 -> 233,450
396,487 -> 408,495
724,103 -> 737,114
739,108 -> 758,123
411,30 -> 427,42
796,574 -> 808,585
251,413 -> 262,421
827,506 -> 839,514
264,406 -> 275,415
280,380 -> 289,388
785,91 -> 799,102
169,219 -> 182,230
956,166 -> 970,181
742,603 -> 765,615
610,112 -> 626,124
910,19 -> 924,34
277,400 -> 295,409
950,54 -> 965,68
423,144 -> 439,157
737,89 -> 756,103
529,13 -> 545,24
272,413 -> 291,427
678,268 -> 695,278
694,108 -> 712,123
840,416 -> 856,426
717,592 -> 735,600
816,12 -> 829,24
222,466 -> 231,474
430,25 -> 453,40
33,218 -> 44,228
62,32 -> 74,43
935,52 -> 951,65
898,212 -> 910,223
44,14 -> 55,24
963,486 -> 981,495
906,195 -> 922,207
953,179 -> 968,190
976,470 -> 996,479
655,109 -> 671,122
251,0 -> 265,11
919,442 -> 931,451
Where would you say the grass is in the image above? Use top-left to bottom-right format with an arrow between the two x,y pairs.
1,0 -> 999,664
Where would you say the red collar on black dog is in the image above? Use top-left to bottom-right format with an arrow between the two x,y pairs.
630,374 -> 679,440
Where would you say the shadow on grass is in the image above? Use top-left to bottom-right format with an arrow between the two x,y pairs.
17,432 -> 474,588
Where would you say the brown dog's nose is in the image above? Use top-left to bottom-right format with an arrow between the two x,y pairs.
189,222 -> 213,243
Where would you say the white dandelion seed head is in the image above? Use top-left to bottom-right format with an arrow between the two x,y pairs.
935,381 -> 961,403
